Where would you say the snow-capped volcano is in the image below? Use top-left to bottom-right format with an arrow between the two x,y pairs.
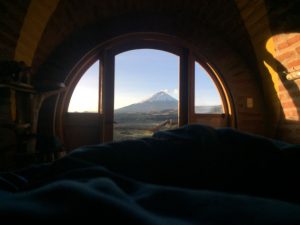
144,91 -> 178,103
115,91 -> 178,113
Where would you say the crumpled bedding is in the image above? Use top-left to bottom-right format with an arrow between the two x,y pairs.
0,125 -> 300,224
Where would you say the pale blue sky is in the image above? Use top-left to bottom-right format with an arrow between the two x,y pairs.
68,61 -> 99,112
68,49 -> 222,112
195,62 -> 222,107
115,49 -> 179,109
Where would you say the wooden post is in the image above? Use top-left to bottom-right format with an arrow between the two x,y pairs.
179,48 -> 192,127
101,51 -> 115,142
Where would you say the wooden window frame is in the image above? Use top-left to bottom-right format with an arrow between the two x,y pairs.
56,33 -> 233,146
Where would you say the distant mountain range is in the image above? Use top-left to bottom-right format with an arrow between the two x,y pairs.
115,91 -> 222,114
115,91 -> 178,113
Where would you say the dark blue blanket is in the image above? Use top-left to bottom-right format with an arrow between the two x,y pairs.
1,125 -> 300,224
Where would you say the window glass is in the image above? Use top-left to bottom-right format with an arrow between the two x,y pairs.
114,49 -> 179,141
68,60 -> 99,112
194,62 -> 224,114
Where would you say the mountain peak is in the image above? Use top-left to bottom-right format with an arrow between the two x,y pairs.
115,91 -> 178,113
144,91 -> 178,103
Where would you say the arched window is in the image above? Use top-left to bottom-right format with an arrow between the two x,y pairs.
68,60 -> 99,113
114,49 -> 179,141
194,62 -> 224,114
61,34 -> 232,149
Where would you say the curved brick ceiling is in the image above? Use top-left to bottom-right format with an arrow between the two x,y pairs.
0,0 -> 31,60
0,0 -> 256,72
34,0 -> 256,70
1,0 -> 298,75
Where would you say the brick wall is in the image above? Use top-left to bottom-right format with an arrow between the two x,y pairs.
237,0 -> 300,144
273,33 -> 300,143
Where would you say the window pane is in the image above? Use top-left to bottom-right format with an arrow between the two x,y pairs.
194,62 -> 224,114
68,60 -> 99,112
114,49 -> 179,141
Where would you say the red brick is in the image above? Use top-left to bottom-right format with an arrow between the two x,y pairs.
287,59 -> 300,69
277,91 -> 287,99
281,97 -> 298,104
277,42 -> 289,50
287,35 -> 300,46
283,110 -> 298,118
282,101 -> 296,109
276,51 -> 295,62
278,93 -> 286,100
278,84 -> 286,93
278,84 -> 286,92
278,83 -> 295,92
280,93 -> 299,104
272,35 -> 281,42
279,95 -> 292,102
276,35 -> 300,54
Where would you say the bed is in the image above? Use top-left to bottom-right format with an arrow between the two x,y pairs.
1,124 -> 300,224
